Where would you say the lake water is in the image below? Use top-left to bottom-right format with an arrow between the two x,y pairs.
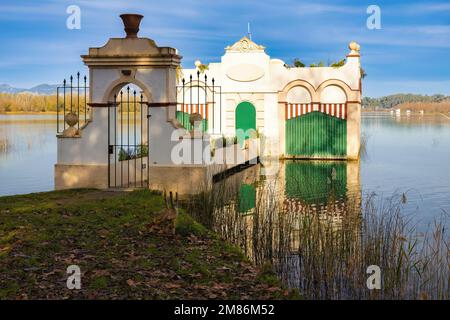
2,112 -> 448,298
1,113 -> 450,227
361,113 -> 450,227
0,114 -> 59,196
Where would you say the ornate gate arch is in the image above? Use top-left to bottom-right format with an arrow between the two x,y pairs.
107,85 -> 149,188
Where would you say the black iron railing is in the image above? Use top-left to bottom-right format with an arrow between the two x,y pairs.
176,71 -> 222,134
56,72 -> 89,133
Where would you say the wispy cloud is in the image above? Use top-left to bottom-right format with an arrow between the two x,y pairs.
293,3 -> 364,14
402,2 -> 450,14
0,0 -> 449,95
262,23 -> 450,49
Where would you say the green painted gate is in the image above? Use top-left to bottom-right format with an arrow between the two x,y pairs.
235,102 -> 256,141
285,103 -> 347,158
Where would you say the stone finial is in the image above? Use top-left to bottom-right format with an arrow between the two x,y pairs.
120,14 -> 144,38
62,112 -> 79,137
348,41 -> 361,56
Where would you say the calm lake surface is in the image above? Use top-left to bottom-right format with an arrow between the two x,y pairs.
2,112 -> 448,298
0,114 -> 59,196
1,113 -> 449,227
361,113 -> 450,227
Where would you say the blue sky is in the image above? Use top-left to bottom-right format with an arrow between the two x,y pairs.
0,0 -> 449,97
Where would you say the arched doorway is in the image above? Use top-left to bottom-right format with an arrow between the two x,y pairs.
108,83 -> 149,188
235,101 -> 256,142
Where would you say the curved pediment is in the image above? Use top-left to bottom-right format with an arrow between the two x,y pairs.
225,36 -> 266,53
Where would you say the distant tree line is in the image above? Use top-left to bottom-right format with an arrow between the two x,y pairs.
394,101 -> 450,113
0,93 -> 86,113
362,94 -> 450,109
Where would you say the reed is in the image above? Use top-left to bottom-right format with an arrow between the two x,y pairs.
184,174 -> 449,300
0,138 -> 12,153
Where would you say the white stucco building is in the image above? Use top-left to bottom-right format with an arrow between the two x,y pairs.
55,14 -> 362,194
178,36 -> 362,160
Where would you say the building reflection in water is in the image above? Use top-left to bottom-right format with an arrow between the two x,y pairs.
209,160 -> 361,291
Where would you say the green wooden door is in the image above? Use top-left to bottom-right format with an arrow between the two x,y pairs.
286,112 -> 347,158
235,102 -> 256,142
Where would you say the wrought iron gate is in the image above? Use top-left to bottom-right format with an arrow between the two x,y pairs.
108,87 -> 149,188
285,102 -> 347,158
176,71 -> 221,133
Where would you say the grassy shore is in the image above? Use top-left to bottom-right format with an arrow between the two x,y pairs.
0,189 -> 294,299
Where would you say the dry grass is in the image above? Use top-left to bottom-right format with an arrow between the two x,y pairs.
396,101 -> 450,113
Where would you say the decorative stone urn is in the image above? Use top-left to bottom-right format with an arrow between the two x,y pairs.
120,14 -> 144,38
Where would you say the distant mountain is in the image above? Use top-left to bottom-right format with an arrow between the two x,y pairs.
27,84 -> 60,95
0,84 -> 25,94
0,83 -> 59,95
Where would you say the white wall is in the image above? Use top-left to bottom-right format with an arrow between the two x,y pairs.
286,86 -> 312,103
57,108 -> 108,165
263,94 -> 280,157
320,85 -> 347,103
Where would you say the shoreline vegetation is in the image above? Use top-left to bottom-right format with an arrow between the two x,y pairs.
0,189 -> 296,300
362,102 -> 450,114
0,111 -> 58,115
184,175 -> 449,300
362,94 -> 450,112
0,93 -> 64,113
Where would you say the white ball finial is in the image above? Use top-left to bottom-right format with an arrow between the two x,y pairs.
194,60 -> 202,67
349,41 -> 360,52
